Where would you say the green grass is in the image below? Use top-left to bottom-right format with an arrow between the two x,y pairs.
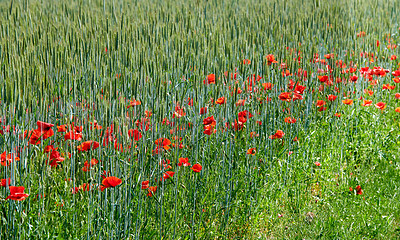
0,0 -> 400,239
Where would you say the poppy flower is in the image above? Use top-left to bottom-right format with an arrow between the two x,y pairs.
162,171 -> 175,180
1,178 -> 11,187
247,148 -> 256,155
342,99 -> 353,105
47,150 -> 65,167
216,97 -> 226,105
1,151 -> 20,167
178,157 -> 191,167
200,107 -> 207,115
316,100 -> 326,107
269,130 -> 285,140
314,162 -> 321,167
265,54 -> 278,65
100,176 -> 122,191
147,186 -> 157,197
154,138 -> 172,151
293,93 -> 303,101
355,185 -> 363,195
24,129 -> 42,145
334,113 -> 341,117
204,74 -> 216,84
64,131 -> 83,141
262,82 -> 273,90
191,164 -> 202,173
6,186 -> 29,201
318,75 -> 328,82
141,180 -> 149,189
375,102 -> 386,111
327,95 -> 337,101
284,117 -> 297,123
203,125 -> 216,135
203,116 -> 216,127
127,100 -> 141,108
294,85 -> 306,94
361,100 -> 372,107
279,92 -> 292,102
57,125 -> 67,132
77,141 -> 100,151
128,129 -> 142,141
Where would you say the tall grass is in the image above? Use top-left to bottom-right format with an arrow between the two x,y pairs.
0,0 -> 400,239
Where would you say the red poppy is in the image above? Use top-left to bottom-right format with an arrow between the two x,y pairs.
101,176 -> 122,191
128,129 -> 142,141
316,100 -> 326,107
362,100 -> 372,107
395,107 -> 400,113
294,85 -> 306,94
375,102 -> 386,111
269,130 -> 285,139
77,141 -> 100,151
127,100 -> 141,108
342,99 -> 353,105
247,148 -> 256,155
204,74 -> 216,84
262,82 -> 273,90
327,95 -> 337,101
141,180 -> 149,189
64,131 -> 83,141
6,186 -> 29,201
265,54 -> 278,65
203,125 -> 216,135
284,117 -> 297,124
1,151 -> 20,167
216,97 -> 226,105
203,116 -> 216,127
1,178 -> 11,187
154,138 -> 172,151
147,186 -> 157,197
318,75 -> 328,82
355,185 -> 363,195
191,164 -> 202,173
314,162 -> 321,167
200,107 -> 207,115
47,150 -> 65,167
279,92 -> 292,102
57,125 -> 67,132
178,157 -> 191,167
162,171 -> 175,180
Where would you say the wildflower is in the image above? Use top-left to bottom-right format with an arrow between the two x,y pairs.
178,157 -> 191,167
191,164 -> 202,173
204,74 -> 216,84
342,99 -> 353,105
6,186 -> 29,201
100,176 -> 122,191
216,97 -> 226,105
128,129 -> 142,141
327,95 -> 337,101
265,54 -> 278,65
163,171 -> 175,180
361,100 -> 372,107
269,130 -> 285,139
147,186 -> 157,197
141,180 -> 149,189
247,148 -> 256,155
127,100 -> 141,108
1,178 -> 11,187
77,141 -> 100,151
314,162 -> 321,167
278,92 -> 292,102
375,102 -> 386,111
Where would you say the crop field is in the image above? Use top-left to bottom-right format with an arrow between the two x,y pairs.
1,0 -> 400,239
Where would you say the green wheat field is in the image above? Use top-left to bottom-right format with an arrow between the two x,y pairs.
1,0 -> 400,239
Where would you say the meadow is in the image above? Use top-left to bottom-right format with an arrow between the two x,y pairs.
1,0 -> 400,239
